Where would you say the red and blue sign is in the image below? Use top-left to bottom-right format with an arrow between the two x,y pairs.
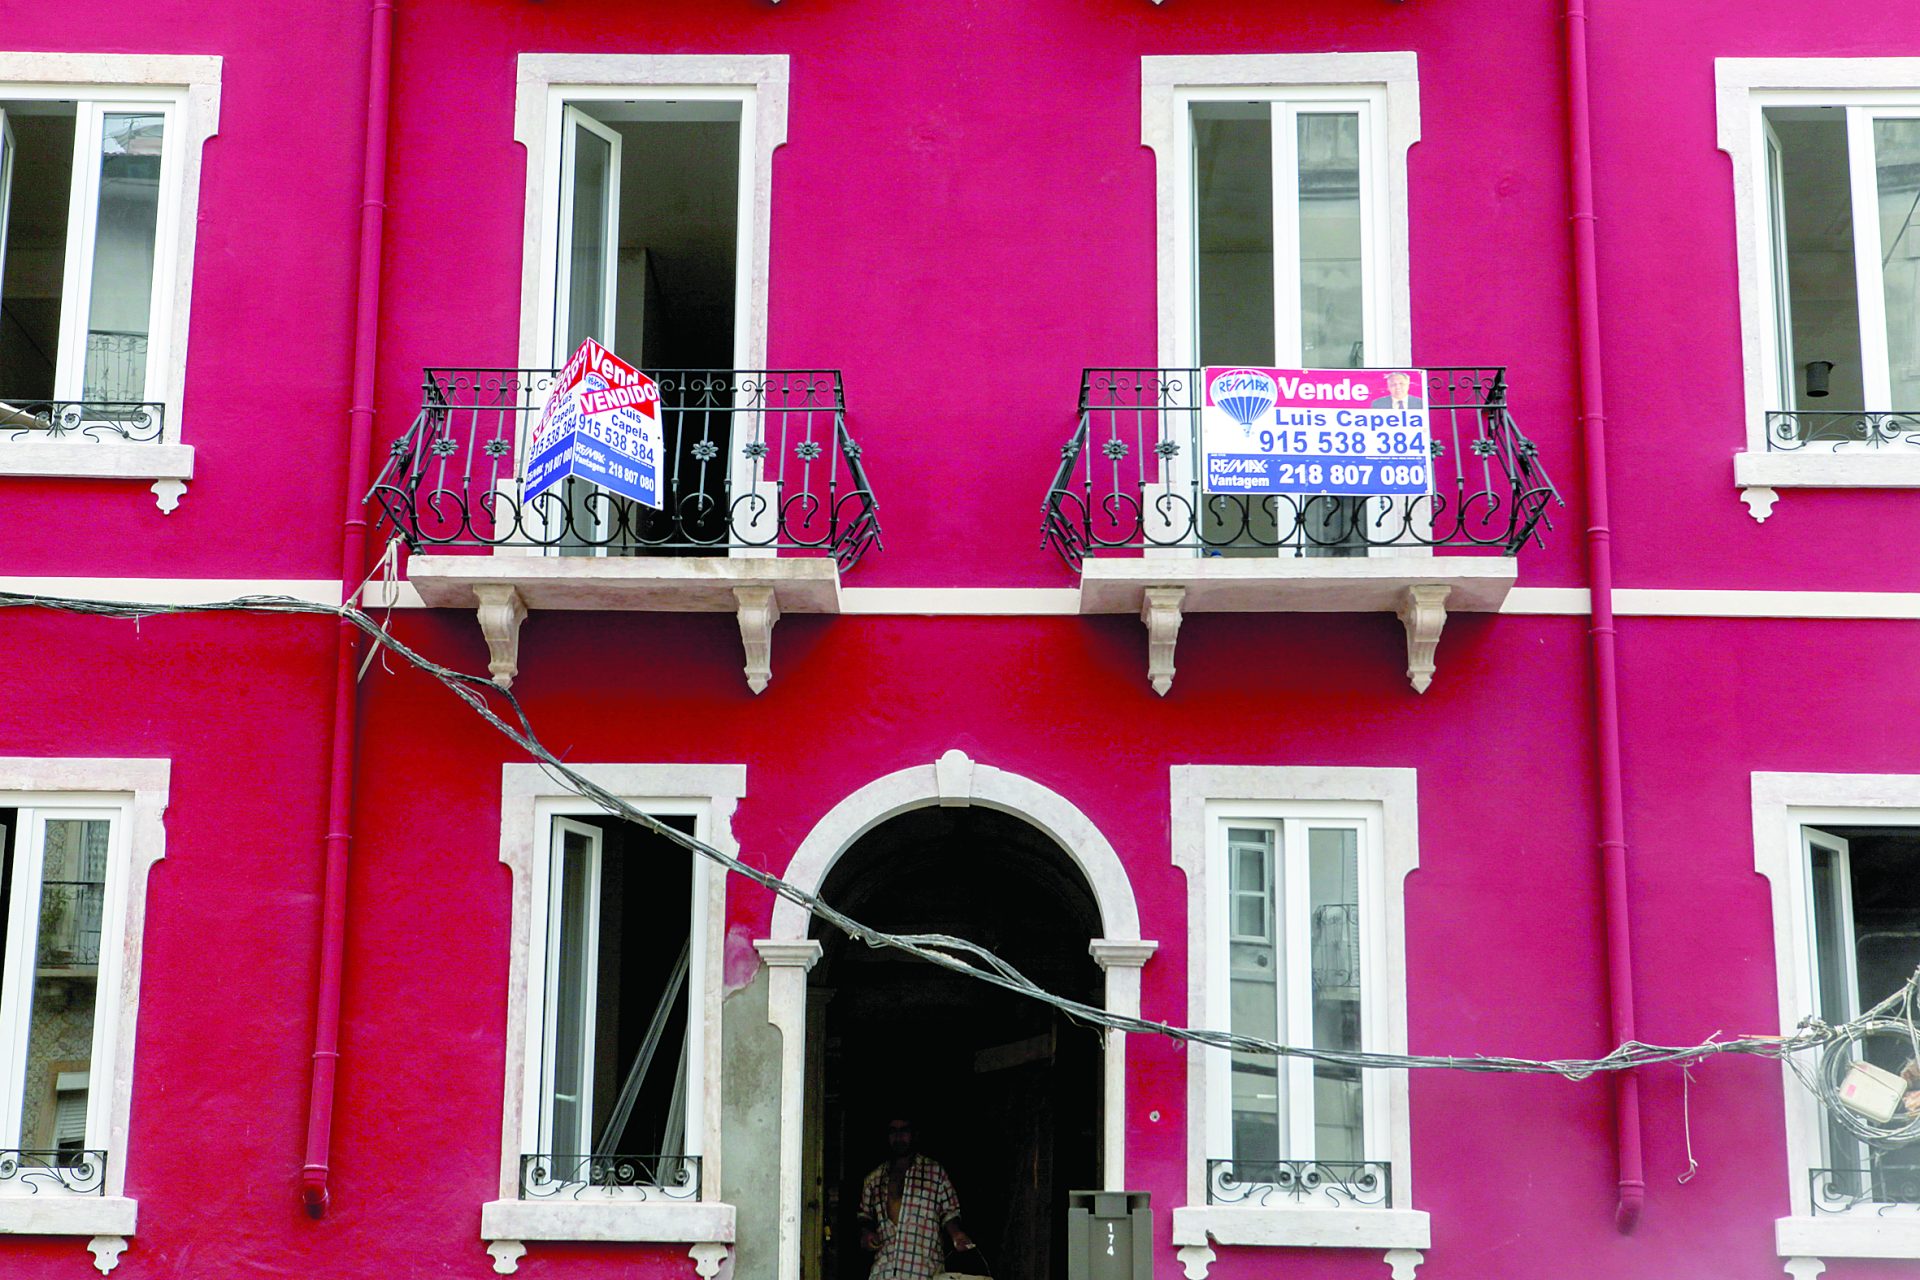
524,339 -> 665,509
1200,367 -> 1432,497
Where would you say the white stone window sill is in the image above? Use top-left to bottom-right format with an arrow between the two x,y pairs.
481,1197 -> 735,1244
0,441 -> 195,512
1172,1204 -> 1430,1250
1778,1210 -> 1920,1260
0,1194 -> 136,1271
0,1193 -> 136,1237
1735,451 -> 1920,524
0,441 -> 193,481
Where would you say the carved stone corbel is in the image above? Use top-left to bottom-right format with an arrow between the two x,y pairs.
486,1241 -> 527,1274
1396,584 -> 1451,694
734,586 -> 782,694
1141,586 -> 1185,696
1384,1249 -> 1425,1279
88,1237 -> 128,1275
474,584 -> 528,689
1741,485 -> 1780,522
690,1242 -> 731,1280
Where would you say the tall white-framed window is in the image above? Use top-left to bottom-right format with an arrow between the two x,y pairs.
1753,773 -> 1920,1267
510,56 -> 786,556
485,764 -> 739,1261
522,802 -> 708,1198
1720,60 -> 1920,496
1142,55 -> 1419,559
0,759 -> 167,1256
0,54 -> 218,489
1169,767 -> 1426,1265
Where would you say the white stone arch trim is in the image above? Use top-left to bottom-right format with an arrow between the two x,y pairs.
770,749 -> 1141,943
762,751 -> 1154,1280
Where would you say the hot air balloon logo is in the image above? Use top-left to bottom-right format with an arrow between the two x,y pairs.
1209,368 -> 1278,436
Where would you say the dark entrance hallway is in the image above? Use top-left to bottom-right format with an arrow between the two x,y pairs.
804,807 -> 1105,1280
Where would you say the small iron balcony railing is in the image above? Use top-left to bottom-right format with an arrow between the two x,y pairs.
1044,367 -> 1559,566
1767,410 -> 1920,451
0,1149 -> 107,1195
368,369 -> 880,567
520,1153 -> 701,1201
1811,1162 -> 1920,1214
1,331 -> 160,443
1206,1158 -> 1391,1209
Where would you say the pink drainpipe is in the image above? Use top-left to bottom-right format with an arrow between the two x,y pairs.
1562,0 -> 1645,1234
302,0 -> 395,1219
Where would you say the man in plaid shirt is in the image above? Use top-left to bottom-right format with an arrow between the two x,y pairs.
857,1117 -> 974,1280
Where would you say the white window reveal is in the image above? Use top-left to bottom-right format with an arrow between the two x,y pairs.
1752,774 -> 1920,1266
1212,817 -> 1378,1196
1759,102 -> 1920,447
1170,767 -> 1425,1271
0,55 -> 219,500
1797,824 -> 1920,1213
0,804 -> 124,1198
1720,61 -> 1920,504
0,760 -> 167,1268
525,811 -> 704,1199
484,763 -> 739,1267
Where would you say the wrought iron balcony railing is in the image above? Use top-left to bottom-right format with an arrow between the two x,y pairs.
0,1149 -> 107,1195
1811,1162 -> 1920,1214
1206,1158 -> 1391,1209
520,1153 -> 701,1201
0,398 -> 164,443
368,369 -> 880,567
1044,367 -> 1558,566
1767,410 -> 1920,451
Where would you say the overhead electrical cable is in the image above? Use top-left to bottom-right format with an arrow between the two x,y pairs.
5,587 -> 1914,1137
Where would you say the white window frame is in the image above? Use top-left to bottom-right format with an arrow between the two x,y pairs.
1720,59 -> 1920,493
0,54 -> 220,491
521,801 -> 706,1196
484,763 -> 740,1258
1170,767 -> 1427,1262
1141,55 -> 1422,560
511,55 -> 787,558
1753,772 -> 1920,1265
0,758 -> 167,1253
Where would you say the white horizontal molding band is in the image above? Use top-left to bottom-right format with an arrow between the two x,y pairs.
0,577 -> 344,606
14,579 -> 1920,620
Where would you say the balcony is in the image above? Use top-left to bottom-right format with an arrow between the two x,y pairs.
369,368 -> 879,692
1206,1159 -> 1392,1210
1043,367 -> 1559,693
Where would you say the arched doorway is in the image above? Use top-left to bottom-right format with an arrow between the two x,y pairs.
808,806 -> 1103,1280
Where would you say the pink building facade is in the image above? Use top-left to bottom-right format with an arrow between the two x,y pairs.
2,2 -> 1919,1278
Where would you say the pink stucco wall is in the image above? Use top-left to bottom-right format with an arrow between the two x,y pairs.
5,0 -> 1920,1277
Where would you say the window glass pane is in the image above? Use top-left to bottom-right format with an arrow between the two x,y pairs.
548,827 -> 595,1161
1193,103 -> 1274,367
1308,826 -> 1363,1162
1874,117 -> 1920,409
0,103 -> 76,402
19,818 -> 108,1155
1226,826 -> 1281,1164
1297,112 -> 1364,370
1768,109 -> 1865,414
83,113 -> 163,403
565,124 -> 613,355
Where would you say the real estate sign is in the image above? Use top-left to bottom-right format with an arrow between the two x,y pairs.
524,338 -> 665,509
1199,367 -> 1432,497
